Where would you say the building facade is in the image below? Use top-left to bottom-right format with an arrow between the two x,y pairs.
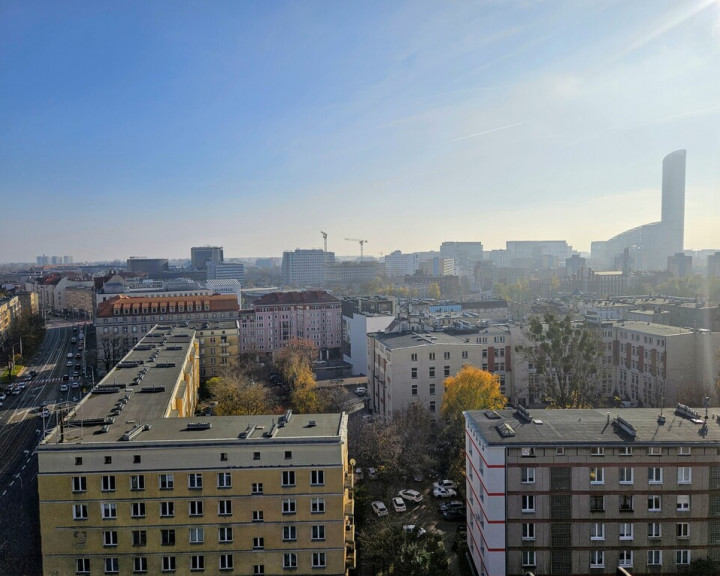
191,246 -> 224,270
38,326 -> 355,576
465,406 -> 720,576
281,249 -> 334,288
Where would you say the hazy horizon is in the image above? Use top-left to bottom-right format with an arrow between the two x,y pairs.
2,1 -> 719,263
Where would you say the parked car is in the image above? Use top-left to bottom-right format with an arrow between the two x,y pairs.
355,467 -> 363,481
66,361 -> 73,367
371,501 -> 388,517
442,509 -> 466,522
0,393 -> 6,401
60,384 -> 68,392
62,374 -> 70,381
433,486 -> 457,498
433,479 -> 457,491
403,525 -> 427,537
367,467 -> 378,479
439,500 -> 465,512
398,489 -> 423,503
355,386 -> 367,396
392,497 -> 406,512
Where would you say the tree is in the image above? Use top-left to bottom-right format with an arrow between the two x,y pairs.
428,282 -> 441,300
514,313 -> 603,408
440,366 -> 507,480
683,557 -> 720,576
289,364 -> 321,413
98,332 -> 130,373
274,338 -> 318,382
207,374 -> 277,416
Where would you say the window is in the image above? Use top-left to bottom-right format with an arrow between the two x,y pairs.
678,446 -> 691,455
648,550 -> 662,566
283,525 -> 297,541
411,353 -> 417,361
590,467 -> 604,484
103,530 -> 118,547
648,495 -> 662,512
217,472 -> 232,488
648,522 -> 662,539
677,495 -> 690,511
282,499 -> 296,515
160,501 -> 175,517
253,566 -> 264,576
521,467 -> 535,483
676,522 -> 690,539
678,467 -> 692,484
189,528 -> 204,544
429,366 -> 435,378
429,401 -> 436,412
619,522 -> 633,540
104,456 -> 112,464
556,447 -> 565,455
429,383 -> 436,395
253,537 -> 264,549
133,557 -> 148,573
648,467 -> 663,484
161,529 -> 176,546
590,550 -> 604,568
282,470 -> 296,486
312,525 -> 326,541
648,446 -> 662,456
220,452 -> 228,461
101,475 -> 116,492
521,495 -> 535,513
619,467 -> 633,484
462,350 -> 468,359
254,452 -> 261,460
311,497 -> 325,513
284,451 -> 292,459
283,553 -> 297,569
444,365 -> 450,376
411,384 -> 418,396
162,556 -> 176,572
521,550 -> 536,567
312,552 -> 326,568
159,474 -> 174,490
190,555 -> 204,571
618,446 -> 633,456
132,530 -> 147,547
590,447 -> 604,456
189,500 -> 204,516
429,352 -> 435,360
188,473 -> 203,489
618,550 -> 633,567
619,495 -> 634,512
104,557 -> 119,574
522,523 -> 535,540
76,558 -> 90,574
411,367 -> 418,379
73,504 -> 88,520
676,550 -> 691,565
252,510 -> 264,522
218,526 -> 232,544
130,475 -> 145,491
444,351 -> 450,359
590,495 -> 604,512
590,522 -> 604,540
311,470 -> 325,486
101,503 -> 117,519
218,500 -> 232,516
520,447 -> 535,457
131,502 -> 146,518
219,554 -> 233,571
251,482 -> 264,494
72,476 -> 87,492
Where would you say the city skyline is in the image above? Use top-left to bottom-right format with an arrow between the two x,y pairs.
2,0 -> 719,263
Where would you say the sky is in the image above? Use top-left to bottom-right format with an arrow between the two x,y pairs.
1,0 -> 719,263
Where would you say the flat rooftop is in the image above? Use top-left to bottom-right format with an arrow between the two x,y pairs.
370,331 -> 478,349
467,407 -> 720,446
613,320 -> 694,336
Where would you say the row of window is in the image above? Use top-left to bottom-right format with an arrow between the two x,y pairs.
520,445 -> 693,457
97,524 -> 327,548
520,521 -> 690,541
520,466 -> 692,485
410,351 -> 470,361
73,470 -> 324,493
76,552 -> 325,574
521,494 -> 691,513
520,549 -> 688,569
73,497 -> 327,520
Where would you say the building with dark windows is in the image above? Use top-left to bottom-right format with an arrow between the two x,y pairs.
191,246 -> 224,270
465,406 -> 720,576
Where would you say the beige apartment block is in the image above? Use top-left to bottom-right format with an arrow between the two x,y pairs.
465,407 -> 720,576
38,325 -> 354,576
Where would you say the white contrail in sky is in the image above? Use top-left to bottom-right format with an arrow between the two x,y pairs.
451,121 -> 528,142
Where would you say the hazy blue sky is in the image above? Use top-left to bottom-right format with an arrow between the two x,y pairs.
2,0 -> 719,263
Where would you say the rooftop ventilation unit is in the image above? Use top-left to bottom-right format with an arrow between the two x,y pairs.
91,386 -> 122,395
307,420 -> 317,427
675,403 -> 701,421
121,424 -> 151,441
278,410 -> 293,427
515,405 -> 532,422
139,386 -> 166,393
239,424 -> 256,439
263,421 -> 278,438
155,362 -> 176,368
613,415 -> 637,437
117,360 -> 143,368
185,422 -> 212,431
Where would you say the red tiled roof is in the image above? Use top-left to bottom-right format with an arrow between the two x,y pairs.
96,294 -> 239,318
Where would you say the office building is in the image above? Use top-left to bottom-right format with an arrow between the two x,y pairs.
126,258 -> 169,276
38,325 -> 355,576
282,249 -> 334,287
206,261 -> 244,283
667,252 -> 692,277
341,297 -> 396,376
191,246 -> 224,270
465,406 -> 720,576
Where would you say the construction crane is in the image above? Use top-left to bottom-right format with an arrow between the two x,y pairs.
345,238 -> 369,261
320,231 -> 328,253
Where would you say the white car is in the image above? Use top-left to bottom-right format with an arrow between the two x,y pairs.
60,384 -> 68,392
433,479 -> 457,491
371,501 -> 388,517
392,497 -> 406,512
355,467 -> 364,481
355,386 -> 367,396
367,467 -> 378,479
403,525 -> 427,537
433,486 -> 457,498
398,489 -> 423,503
0,393 -> 6,401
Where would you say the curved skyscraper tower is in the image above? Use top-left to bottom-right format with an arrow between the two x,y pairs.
661,149 -> 686,257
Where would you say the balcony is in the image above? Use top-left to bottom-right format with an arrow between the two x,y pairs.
344,499 -> 355,518
345,542 -> 356,569
344,473 -> 354,491
345,520 -> 355,543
